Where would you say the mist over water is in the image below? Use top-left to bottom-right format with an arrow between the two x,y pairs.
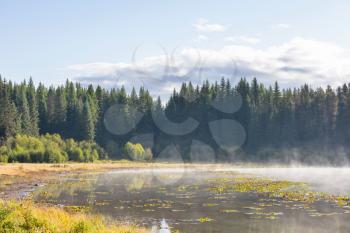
108,165 -> 350,195
34,166 -> 350,233
232,167 -> 350,195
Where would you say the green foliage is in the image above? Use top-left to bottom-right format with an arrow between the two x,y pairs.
0,134 -> 107,163
45,141 -> 68,163
0,146 -> 9,163
70,221 -> 94,233
79,98 -> 95,141
124,142 -> 153,161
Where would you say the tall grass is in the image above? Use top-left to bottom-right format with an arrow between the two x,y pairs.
0,200 -> 147,233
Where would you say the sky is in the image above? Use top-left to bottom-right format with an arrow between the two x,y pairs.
1,0 -> 350,99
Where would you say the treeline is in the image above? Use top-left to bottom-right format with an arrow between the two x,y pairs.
160,78 -> 350,163
1,76 -> 350,162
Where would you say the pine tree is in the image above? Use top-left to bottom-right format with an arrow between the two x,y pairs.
54,87 -> 67,132
335,86 -> 349,143
46,87 -> 56,132
14,84 -> 32,135
324,86 -> 337,143
37,83 -> 48,134
80,98 -> 95,141
27,78 -> 39,135
0,79 -> 20,138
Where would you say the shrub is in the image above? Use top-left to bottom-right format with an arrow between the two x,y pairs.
69,147 -> 84,162
0,134 -> 108,163
124,142 -> 153,161
70,221 -> 94,233
0,146 -> 9,163
45,142 -> 68,163
0,155 -> 8,163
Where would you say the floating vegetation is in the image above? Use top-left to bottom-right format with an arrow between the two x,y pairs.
202,203 -> 219,207
63,205 -> 91,213
177,185 -> 188,192
309,212 -> 342,217
94,200 -> 110,206
243,209 -> 283,220
208,175 -> 350,209
171,209 -> 185,212
220,209 -> 239,213
198,217 -> 214,223
143,209 -> 155,212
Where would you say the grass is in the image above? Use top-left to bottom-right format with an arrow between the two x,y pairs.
0,200 -> 148,233
0,162 -> 234,178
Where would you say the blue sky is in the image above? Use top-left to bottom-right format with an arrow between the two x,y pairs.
1,0 -> 350,98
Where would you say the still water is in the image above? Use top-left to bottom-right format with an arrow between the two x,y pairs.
34,167 -> 350,233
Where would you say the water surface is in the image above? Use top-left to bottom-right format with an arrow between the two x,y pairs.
34,167 -> 350,233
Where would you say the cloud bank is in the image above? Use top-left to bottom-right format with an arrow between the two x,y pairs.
68,37 -> 350,100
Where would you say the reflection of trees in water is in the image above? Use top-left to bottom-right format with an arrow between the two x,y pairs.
34,174 -> 98,201
125,174 -> 153,192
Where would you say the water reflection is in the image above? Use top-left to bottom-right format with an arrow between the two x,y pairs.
34,169 -> 350,233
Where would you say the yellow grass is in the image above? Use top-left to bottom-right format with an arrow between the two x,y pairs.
0,161 -> 238,178
0,200 -> 148,233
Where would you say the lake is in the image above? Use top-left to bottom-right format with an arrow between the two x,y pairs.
34,167 -> 350,233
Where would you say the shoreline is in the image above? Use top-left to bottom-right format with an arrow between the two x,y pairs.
0,162 -> 237,199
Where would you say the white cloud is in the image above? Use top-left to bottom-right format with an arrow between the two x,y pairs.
272,23 -> 291,29
68,37 -> 350,100
193,18 -> 227,33
225,36 -> 260,44
193,35 -> 209,42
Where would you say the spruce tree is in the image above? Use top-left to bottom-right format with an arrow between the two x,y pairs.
80,98 -> 95,141
37,83 -> 48,134
27,78 -> 39,135
15,84 -> 32,135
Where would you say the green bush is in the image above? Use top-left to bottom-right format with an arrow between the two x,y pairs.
69,147 -> 84,162
45,142 -> 68,163
124,142 -> 153,161
0,134 -> 108,163
70,221 -> 94,233
0,146 -> 9,163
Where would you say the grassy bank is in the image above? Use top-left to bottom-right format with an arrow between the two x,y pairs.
0,200 -> 147,233
0,161 -> 242,179
0,162 -> 157,232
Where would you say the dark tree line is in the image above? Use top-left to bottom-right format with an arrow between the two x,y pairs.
1,75 -> 350,163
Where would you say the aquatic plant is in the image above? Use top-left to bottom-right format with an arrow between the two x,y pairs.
208,175 -> 350,208
198,217 -> 214,223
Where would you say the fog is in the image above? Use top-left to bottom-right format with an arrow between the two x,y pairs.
232,167 -> 350,195
109,165 -> 350,195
